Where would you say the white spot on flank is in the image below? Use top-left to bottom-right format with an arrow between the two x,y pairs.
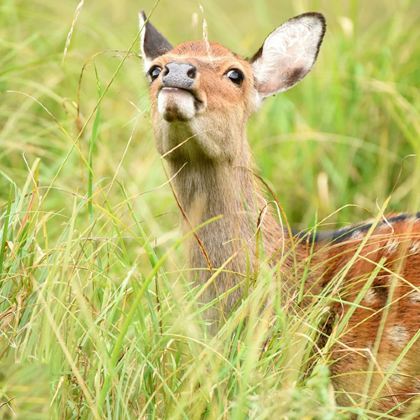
409,240 -> 420,254
385,239 -> 399,254
351,230 -> 363,240
387,325 -> 410,349
409,291 -> 420,303
378,223 -> 391,233
363,288 -> 378,305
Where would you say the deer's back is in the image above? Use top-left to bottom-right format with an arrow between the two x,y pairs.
308,214 -> 420,413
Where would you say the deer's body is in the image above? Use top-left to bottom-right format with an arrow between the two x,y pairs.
308,216 -> 420,414
140,12 -> 420,415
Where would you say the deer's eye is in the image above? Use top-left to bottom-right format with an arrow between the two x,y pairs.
148,65 -> 162,82
225,69 -> 244,85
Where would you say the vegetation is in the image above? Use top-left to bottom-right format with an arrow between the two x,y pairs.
0,0 -> 419,418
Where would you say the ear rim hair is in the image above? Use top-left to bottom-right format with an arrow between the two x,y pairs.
250,12 -> 326,98
250,12 -> 326,64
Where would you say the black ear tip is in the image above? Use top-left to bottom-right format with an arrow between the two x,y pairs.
314,12 -> 326,28
307,12 -> 326,29
140,10 -> 147,21
312,12 -> 326,21
292,12 -> 327,29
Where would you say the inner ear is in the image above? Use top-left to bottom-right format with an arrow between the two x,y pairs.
139,11 -> 173,70
250,12 -> 326,98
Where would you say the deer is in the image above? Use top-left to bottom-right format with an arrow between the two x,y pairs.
139,11 -> 420,416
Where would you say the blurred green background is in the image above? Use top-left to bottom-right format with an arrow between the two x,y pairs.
1,0 -> 419,226
0,0 -> 419,418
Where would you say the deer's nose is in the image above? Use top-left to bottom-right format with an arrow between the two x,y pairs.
162,62 -> 197,90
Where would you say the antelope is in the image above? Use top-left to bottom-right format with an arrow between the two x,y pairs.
139,11 -> 420,416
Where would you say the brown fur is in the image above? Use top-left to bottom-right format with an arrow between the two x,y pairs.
311,221 -> 420,414
145,39 -> 420,415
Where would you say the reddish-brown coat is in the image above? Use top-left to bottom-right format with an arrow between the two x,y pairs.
306,218 -> 420,413
146,39 -> 420,415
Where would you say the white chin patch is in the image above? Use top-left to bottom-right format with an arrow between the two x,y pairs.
157,88 -> 196,122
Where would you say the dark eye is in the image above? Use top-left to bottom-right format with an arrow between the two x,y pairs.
147,65 -> 162,82
226,69 -> 244,85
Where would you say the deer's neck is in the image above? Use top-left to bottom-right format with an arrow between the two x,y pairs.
167,139 -> 283,313
171,158 -> 257,259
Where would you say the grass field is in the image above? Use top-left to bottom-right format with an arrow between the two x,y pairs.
1,0 -> 419,418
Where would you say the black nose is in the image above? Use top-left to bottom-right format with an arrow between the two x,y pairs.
162,62 -> 197,90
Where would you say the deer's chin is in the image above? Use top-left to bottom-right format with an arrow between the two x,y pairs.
157,87 -> 204,122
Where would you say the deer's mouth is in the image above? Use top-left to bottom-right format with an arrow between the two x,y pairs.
157,87 -> 205,122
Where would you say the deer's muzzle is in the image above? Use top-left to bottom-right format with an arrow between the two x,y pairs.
157,62 -> 204,122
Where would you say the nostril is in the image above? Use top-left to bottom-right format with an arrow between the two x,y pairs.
162,62 -> 196,88
187,67 -> 196,79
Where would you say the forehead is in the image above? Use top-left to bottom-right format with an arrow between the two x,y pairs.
161,41 -> 248,66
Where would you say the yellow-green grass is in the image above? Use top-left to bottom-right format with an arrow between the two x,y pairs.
0,0 -> 419,418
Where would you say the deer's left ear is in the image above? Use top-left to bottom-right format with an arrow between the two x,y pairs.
251,13 -> 326,99
139,11 -> 173,71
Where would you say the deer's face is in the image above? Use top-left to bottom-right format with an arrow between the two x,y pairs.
147,42 -> 255,123
144,42 -> 257,161
140,12 -> 326,162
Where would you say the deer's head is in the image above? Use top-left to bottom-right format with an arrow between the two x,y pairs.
140,12 -> 326,163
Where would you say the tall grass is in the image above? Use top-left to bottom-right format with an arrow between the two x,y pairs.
0,0 -> 419,418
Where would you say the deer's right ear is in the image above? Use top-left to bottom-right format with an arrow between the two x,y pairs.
139,11 -> 173,71
250,13 -> 326,99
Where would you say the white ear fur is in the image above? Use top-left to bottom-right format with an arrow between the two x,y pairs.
251,13 -> 326,98
139,12 -> 151,71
